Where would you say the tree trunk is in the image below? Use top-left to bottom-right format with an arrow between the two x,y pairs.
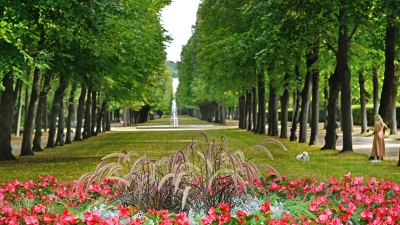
32,75 -> 51,151
12,79 -> 22,134
12,79 -> 22,110
123,106 -> 128,126
389,73 -> 398,134
100,101 -> 106,133
139,105 -> 150,123
83,85 -> 92,139
338,13 -> 353,152
323,78 -> 329,129
252,86 -> 257,133
372,65 -> 380,115
0,72 -> 16,161
96,100 -> 104,133
309,75 -> 320,145
309,46 -> 320,145
220,101 -> 226,125
15,80 -> 23,137
55,97 -> 65,146
246,90 -> 252,130
21,67 -> 42,156
46,74 -> 68,148
358,72 -> 368,133
299,54 -> 313,143
280,73 -> 290,138
106,110 -> 111,131
321,68 -> 341,150
43,99 -> 48,132
239,95 -> 245,129
267,82 -> 278,136
91,91 -> 97,136
214,101 -> 220,124
290,64 -> 302,141
256,70 -> 266,134
24,84 -> 29,122
65,84 -> 76,144
378,24 -> 396,121
74,86 -> 86,141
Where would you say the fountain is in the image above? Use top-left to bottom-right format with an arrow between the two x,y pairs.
170,100 -> 178,127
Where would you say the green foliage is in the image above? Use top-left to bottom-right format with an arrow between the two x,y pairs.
167,61 -> 179,78
1,0 -> 172,118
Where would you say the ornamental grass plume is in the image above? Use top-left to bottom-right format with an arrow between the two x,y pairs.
74,133 -> 287,214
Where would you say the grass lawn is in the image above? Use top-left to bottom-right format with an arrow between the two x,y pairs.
1,116 -> 400,185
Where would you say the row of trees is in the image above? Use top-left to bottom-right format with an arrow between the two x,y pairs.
177,0 -> 400,151
0,0 -> 173,161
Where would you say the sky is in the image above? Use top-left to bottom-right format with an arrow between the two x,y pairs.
161,0 -> 200,62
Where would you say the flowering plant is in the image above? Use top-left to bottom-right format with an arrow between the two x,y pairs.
1,172 -> 400,224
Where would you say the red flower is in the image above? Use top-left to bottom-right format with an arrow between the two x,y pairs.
260,201 -> 270,213
200,216 -> 214,225
84,211 -> 101,225
218,213 -> 232,224
218,202 -> 230,212
236,210 -> 247,225
129,217 -> 144,225
100,216 -> 121,225
60,210 -> 77,224
118,205 -> 131,218
174,211 -> 189,225
41,213 -> 53,224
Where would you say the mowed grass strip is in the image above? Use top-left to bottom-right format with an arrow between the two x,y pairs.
1,116 -> 399,184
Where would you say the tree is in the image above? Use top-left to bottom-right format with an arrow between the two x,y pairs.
32,74 -> 52,151
0,72 -> 17,160
378,0 -> 398,120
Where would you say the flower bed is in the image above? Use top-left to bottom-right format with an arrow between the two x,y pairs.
1,172 -> 400,224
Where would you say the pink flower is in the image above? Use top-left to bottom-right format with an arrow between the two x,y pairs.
331,218 -> 342,225
318,214 -> 329,223
4,216 -> 18,225
24,214 -> 39,225
360,208 -> 374,220
1,204 -> 14,216
344,172 -> 351,180
316,195 -> 327,205
32,204 -> 46,214
385,216 -> 394,224
253,178 -> 262,187
309,200 -> 318,211
207,207 -> 217,219
84,211 -> 101,225
347,202 -> 356,214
